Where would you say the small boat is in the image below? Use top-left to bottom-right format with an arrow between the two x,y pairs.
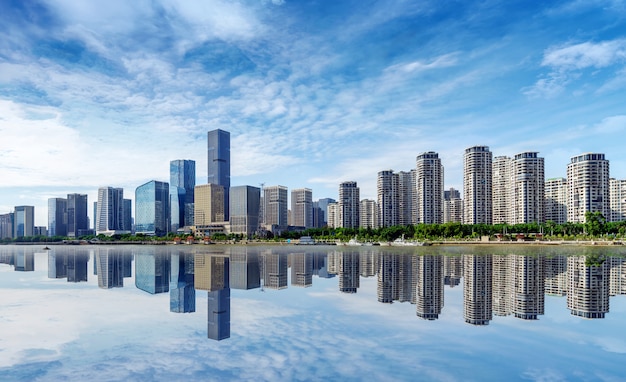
43,246 -> 51,250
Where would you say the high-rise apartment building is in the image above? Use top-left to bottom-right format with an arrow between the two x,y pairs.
194,183 -> 225,230
400,170 -> 416,225
291,188 -> 313,228
609,178 -> 626,222
545,178 -> 567,224
14,206 -> 34,238
359,199 -> 378,229
48,198 -> 67,237
327,202 -> 339,228
135,181 -> 170,236
492,156 -> 512,224
263,185 -> 288,234
96,187 -> 126,235
443,188 -> 463,223
229,185 -> 260,238
511,152 -> 545,224
67,193 -> 89,237
0,213 -> 14,239
415,152 -> 444,224
463,146 -> 492,224
377,170 -> 399,227
567,153 -> 610,223
208,129 -> 230,221
170,159 -> 196,231
339,181 -> 360,229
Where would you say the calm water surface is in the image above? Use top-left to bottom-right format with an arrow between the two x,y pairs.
1,244 -> 625,381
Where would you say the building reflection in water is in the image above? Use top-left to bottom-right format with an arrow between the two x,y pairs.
416,255 -> 443,320
229,247 -> 260,290
567,256 -> 609,319
463,254 -> 493,325
337,252 -> 360,293
170,251 -> 195,313
194,250 -> 230,341
94,248 -> 133,289
48,248 -> 89,282
14,249 -> 34,272
290,253 -> 313,288
135,249 -> 170,294
261,251 -> 288,290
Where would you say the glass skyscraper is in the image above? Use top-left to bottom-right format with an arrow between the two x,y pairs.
14,206 -> 34,238
48,198 -> 67,237
170,159 -> 196,232
208,129 -> 230,221
229,185 -> 260,238
96,187 -> 126,235
67,193 -> 89,237
135,181 -> 170,236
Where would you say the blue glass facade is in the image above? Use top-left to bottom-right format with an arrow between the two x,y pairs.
48,198 -> 67,237
67,194 -> 89,237
14,206 -> 34,238
229,185 -> 260,238
169,159 -> 196,231
135,250 -> 170,294
170,252 -> 195,313
208,129 -> 230,220
135,181 -> 170,236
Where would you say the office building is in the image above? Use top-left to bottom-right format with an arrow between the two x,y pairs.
0,213 -> 14,239
229,185 -> 260,238
263,185 -> 288,234
609,178 -> 626,222
170,159 -> 196,231
463,146 -> 492,224
291,188 -> 313,228
96,187 -> 126,235
443,188 -> 463,223
123,199 -> 132,233
360,199 -> 378,229
415,152 -> 444,224
135,181 -> 170,236
194,183 -> 226,233
567,153 -> 610,223
14,206 -> 34,238
208,129 -> 230,220
48,198 -> 67,237
313,197 -> 336,228
339,181 -> 360,229
67,193 -> 89,237
545,178 -> 567,224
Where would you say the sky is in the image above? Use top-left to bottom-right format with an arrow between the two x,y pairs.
1,0 -> 626,226
1,245 -> 626,381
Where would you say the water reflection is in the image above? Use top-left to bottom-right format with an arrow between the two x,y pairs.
1,245 -> 626,341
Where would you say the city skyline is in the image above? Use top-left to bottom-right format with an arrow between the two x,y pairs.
1,1 -> 626,226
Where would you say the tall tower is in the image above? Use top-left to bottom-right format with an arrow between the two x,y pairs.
609,178 -> 626,222
377,170 -> 399,227
463,146 -> 492,224
48,198 -> 67,237
545,178 -> 567,224
135,181 -> 170,236
291,188 -> 313,228
208,129 -> 230,220
567,153 -> 610,223
339,181 -> 360,229
263,185 -> 288,234
415,152 -> 444,224
511,152 -> 545,224
13,206 -> 34,238
229,185 -> 261,238
67,193 -> 89,237
96,187 -> 125,235
359,199 -> 378,229
170,159 -> 196,231
492,156 -> 512,224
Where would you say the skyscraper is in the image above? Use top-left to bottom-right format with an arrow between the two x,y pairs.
492,156 -> 512,224
377,170 -> 399,227
229,185 -> 260,238
463,146 -> 492,224
415,152 -> 444,224
545,178 -> 567,224
263,185 -> 288,234
360,199 -> 378,229
443,187 -> 463,223
313,197 -> 336,228
208,129 -> 230,220
170,252 -> 195,313
48,198 -> 67,237
170,159 -> 196,231
194,183 -> 226,232
511,152 -> 545,224
67,193 -> 89,237
135,250 -> 170,294
135,180 -> 170,236
609,178 -> 626,222
96,187 -> 126,235
14,206 -> 34,238
0,213 -> 14,239
291,188 -> 313,228
339,181 -> 360,229
567,153 -> 610,223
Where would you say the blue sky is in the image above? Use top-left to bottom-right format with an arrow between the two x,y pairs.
1,0 -> 626,226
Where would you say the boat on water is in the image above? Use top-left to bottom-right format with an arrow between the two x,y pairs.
346,237 -> 363,246
390,235 -> 431,246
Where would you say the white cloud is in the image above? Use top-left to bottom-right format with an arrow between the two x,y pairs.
542,40 -> 626,70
